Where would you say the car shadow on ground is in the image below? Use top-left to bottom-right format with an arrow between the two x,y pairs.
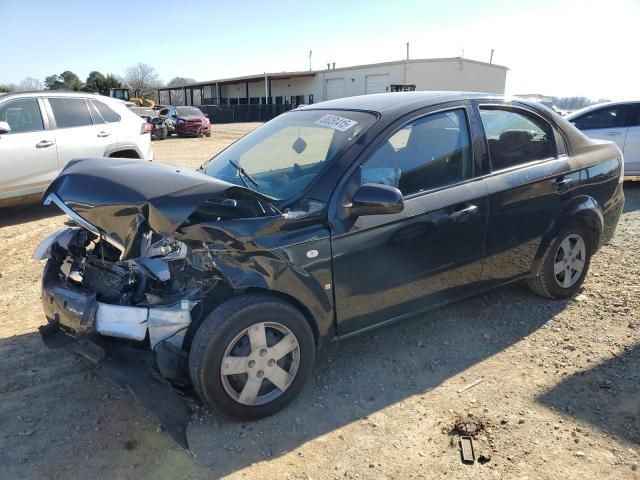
185,284 -> 569,476
0,202 -> 60,228
0,284 -> 569,478
536,342 -> 640,445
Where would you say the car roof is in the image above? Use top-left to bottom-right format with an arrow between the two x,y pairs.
298,91 -> 502,114
566,100 -> 640,120
0,90 -> 125,105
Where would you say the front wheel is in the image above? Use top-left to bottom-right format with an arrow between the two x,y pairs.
528,224 -> 594,299
189,294 -> 315,419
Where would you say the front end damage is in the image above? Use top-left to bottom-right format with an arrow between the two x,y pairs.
35,223 -> 234,448
34,158 -> 286,447
36,226 -> 208,379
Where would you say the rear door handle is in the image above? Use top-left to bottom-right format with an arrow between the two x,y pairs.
97,131 -> 111,138
449,204 -> 478,222
36,140 -> 54,148
552,176 -> 573,190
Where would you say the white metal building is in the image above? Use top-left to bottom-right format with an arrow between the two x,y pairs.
158,57 -> 508,108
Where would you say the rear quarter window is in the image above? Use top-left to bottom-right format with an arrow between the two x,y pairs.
91,100 -> 121,123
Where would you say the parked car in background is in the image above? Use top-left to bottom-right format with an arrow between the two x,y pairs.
129,107 -> 168,140
34,92 -> 624,422
159,105 -> 211,137
566,101 -> 640,175
0,91 -> 153,204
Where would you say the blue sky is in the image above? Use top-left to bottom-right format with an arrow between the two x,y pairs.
2,0 -> 638,99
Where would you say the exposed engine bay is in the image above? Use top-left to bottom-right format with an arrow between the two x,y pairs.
35,222 -> 239,358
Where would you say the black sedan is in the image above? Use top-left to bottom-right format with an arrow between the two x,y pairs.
34,92 -> 624,423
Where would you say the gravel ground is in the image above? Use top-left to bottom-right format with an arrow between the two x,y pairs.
0,123 -> 638,480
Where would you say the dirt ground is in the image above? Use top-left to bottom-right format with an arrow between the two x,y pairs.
0,123 -> 638,480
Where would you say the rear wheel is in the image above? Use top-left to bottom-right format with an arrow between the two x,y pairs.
528,224 -> 594,299
189,294 -> 315,419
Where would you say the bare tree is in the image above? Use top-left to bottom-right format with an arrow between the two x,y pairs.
17,77 -> 44,91
164,77 -> 196,104
124,63 -> 162,100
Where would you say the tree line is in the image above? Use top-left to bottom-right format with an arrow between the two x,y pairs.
0,63 -> 196,103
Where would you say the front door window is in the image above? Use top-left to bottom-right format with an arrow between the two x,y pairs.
359,108 -> 472,196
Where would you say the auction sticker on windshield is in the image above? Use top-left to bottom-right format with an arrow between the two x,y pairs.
314,114 -> 358,132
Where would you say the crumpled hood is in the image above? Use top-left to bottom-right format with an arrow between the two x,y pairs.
44,158 -> 271,257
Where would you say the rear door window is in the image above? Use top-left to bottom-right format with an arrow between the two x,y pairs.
0,98 -> 44,133
49,98 -> 93,128
479,108 -> 555,171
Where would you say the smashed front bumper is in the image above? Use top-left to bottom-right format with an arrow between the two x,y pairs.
38,251 -> 195,449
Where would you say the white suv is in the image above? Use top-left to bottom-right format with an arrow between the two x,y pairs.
0,91 -> 154,204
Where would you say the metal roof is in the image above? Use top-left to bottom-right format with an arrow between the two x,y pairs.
158,57 -> 508,90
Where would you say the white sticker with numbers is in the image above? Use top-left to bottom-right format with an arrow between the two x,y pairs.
314,114 -> 358,132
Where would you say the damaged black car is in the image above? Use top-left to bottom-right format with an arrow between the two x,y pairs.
34,92 -> 624,425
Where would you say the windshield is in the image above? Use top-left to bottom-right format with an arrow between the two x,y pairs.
176,106 -> 204,117
203,109 -> 377,200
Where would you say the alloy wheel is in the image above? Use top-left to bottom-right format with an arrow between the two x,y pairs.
553,233 -> 586,288
220,322 -> 300,406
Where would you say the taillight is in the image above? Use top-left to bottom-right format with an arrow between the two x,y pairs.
141,121 -> 152,134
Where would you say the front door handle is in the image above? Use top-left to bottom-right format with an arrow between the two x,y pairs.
605,131 -> 621,136
36,140 -> 54,148
97,131 -> 111,138
449,204 -> 478,223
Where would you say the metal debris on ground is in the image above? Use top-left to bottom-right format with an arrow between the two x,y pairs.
457,378 -> 484,393
460,436 -> 475,464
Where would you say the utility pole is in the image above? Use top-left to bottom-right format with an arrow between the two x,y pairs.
309,50 -> 312,71
406,42 -> 409,60
490,49 -> 494,64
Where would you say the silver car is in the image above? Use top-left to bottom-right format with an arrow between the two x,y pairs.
566,101 -> 640,175
0,91 -> 154,204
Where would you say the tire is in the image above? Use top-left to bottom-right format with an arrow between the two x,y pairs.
205,130 -> 211,138
528,223 -> 594,299
189,294 -> 315,419
160,128 -> 167,140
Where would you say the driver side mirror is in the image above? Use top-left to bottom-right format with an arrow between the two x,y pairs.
0,121 -> 11,134
348,183 -> 404,217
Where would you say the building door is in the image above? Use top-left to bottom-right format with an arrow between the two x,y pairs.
326,78 -> 344,100
366,74 -> 390,94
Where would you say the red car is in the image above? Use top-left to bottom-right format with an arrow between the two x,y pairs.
173,106 -> 211,137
